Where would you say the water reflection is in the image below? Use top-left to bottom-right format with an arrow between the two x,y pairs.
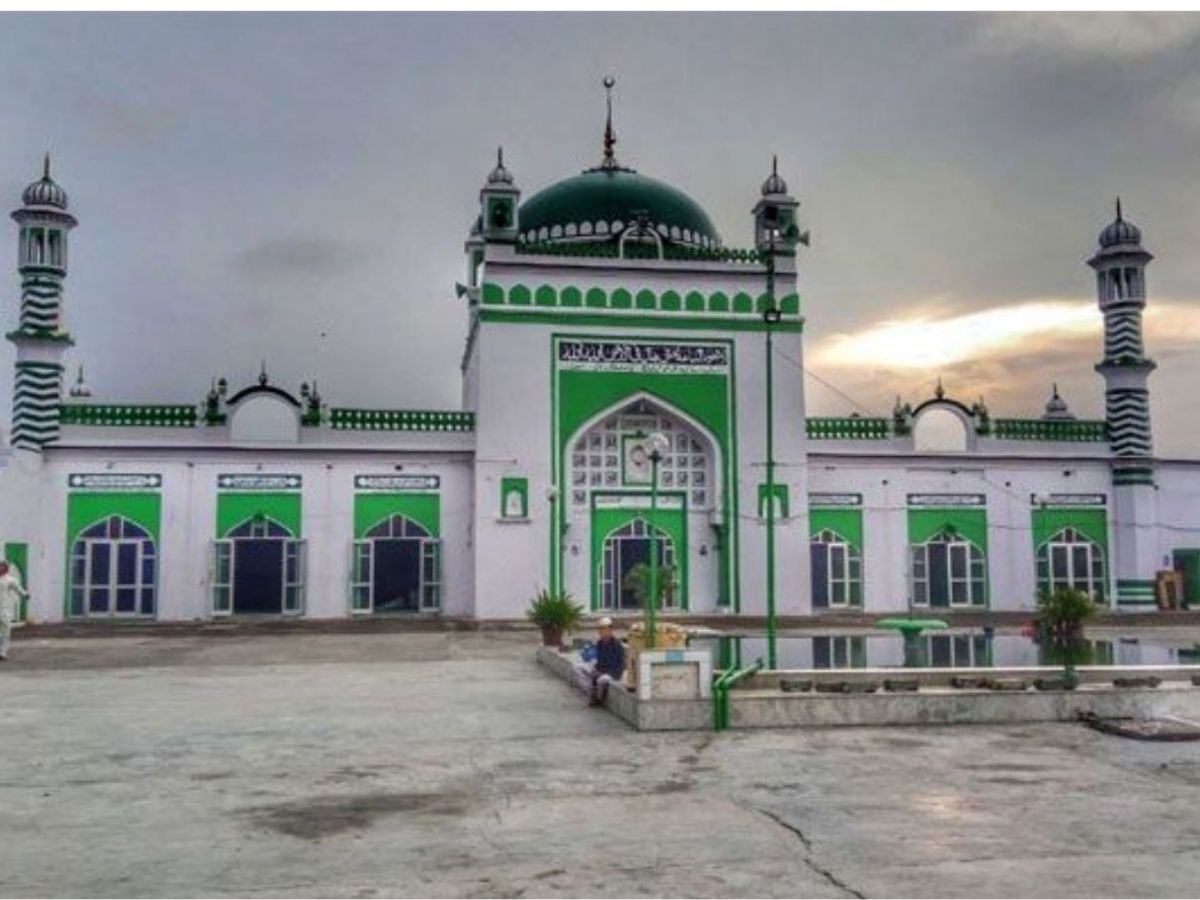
698,632 -> 1193,670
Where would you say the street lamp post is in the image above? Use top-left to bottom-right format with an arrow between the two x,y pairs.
644,432 -> 669,650
762,227 -> 783,671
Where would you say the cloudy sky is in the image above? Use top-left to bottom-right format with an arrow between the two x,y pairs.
2,13 -> 1199,453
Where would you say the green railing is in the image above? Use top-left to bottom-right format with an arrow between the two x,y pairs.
329,408 -> 476,432
991,419 -> 1108,442
60,403 -> 198,427
806,417 -> 893,440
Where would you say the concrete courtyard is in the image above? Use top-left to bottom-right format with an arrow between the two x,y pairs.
2,628 -> 1200,898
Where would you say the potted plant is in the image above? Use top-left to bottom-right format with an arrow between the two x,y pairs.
526,588 -> 584,648
1036,586 -> 1097,689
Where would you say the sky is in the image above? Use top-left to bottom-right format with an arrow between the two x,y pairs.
2,12 -> 1199,454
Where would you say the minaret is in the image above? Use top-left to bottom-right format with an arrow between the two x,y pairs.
478,146 -> 520,244
1088,199 -> 1158,607
752,156 -> 804,254
1089,200 -> 1155,474
8,155 -> 77,451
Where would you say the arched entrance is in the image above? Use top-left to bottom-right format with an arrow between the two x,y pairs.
564,396 -> 717,612
1037,527 -> 1106,602
69,515 -> 157,618
351,514 -> 441,614
810,528 -> 862,609
211,517 -> 306,616
598,518 -> 677,611
910,530 -> 986,608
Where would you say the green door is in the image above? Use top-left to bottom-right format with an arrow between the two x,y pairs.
1173,550 -> 1200,609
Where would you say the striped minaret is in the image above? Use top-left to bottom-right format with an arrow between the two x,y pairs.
1088,200 -> 1158,608
8,155 -> 77,451
1089,200 -> 1155,477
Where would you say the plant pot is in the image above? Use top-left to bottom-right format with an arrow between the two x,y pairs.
541,626 -> 563,648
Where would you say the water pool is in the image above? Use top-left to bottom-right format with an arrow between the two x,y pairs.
691,630 -> 1200,670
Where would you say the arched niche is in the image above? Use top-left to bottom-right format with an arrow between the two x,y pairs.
912,405 -> 972,453
229,392 -> 300,443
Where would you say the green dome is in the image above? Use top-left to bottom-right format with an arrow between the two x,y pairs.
518,167 -> 721,248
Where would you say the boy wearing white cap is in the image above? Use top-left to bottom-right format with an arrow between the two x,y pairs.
588,617 -> 626,706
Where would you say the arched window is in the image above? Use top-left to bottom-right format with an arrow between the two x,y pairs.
211,517 -> 305,616
810,529 -> 862,608
599,518 -> 676,611
911,531 -> 986,607
351,515 -> 441,614
70,516 -> 156,617
1037,527 -> 1106,602
569,402 -> 713,510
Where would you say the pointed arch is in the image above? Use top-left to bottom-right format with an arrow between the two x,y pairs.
564,390 -> 723,512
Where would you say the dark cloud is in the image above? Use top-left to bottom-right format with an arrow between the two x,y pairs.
0,13 -> 1196,454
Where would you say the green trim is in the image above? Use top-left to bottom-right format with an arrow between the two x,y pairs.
1113,468 -> 1155,486
1173,549 -> 1200,608
499,478 -> 529,519
354,493 -> 440,539
481,282 -> 800,322
809,508 -> 863,551
60,404 -> 198,428
907,508 -> 989,608
991,419 -> 1108,442
216,493 -> 301,539
1031,508 -> 1109,556
329,409 -> 475,431
807,417 -> 891,440
6,327 -> 73,345
551,334 -> 739,611
589,495 -> 688,612
481,308 -> 803,333
908,508 -> 988,553
757,483 -> 789,519
65,493 -> 162,619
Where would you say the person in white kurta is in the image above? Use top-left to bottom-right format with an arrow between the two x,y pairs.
0,561 -> 29,661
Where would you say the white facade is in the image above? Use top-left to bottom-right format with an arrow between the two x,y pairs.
3,136 -> 1200,624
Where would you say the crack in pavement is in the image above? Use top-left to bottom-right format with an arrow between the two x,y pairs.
756,807 -> 866,899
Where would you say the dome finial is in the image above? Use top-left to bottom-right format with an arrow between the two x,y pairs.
760,154 -> 789,196
601,75 -> 617,170
43,152 -> 51,179
486,145 -> 514,185
1116,196 -> 1123,221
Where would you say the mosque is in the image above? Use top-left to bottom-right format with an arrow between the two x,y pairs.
2,89 -> 1199,626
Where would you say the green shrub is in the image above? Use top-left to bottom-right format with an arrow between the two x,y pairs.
1037,586 -> 1096,636
526,589 -> 584,631
622,563 -> 677,609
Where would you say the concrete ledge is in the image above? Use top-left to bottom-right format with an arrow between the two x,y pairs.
726,682 -> 1200,729
536,646 -> 709,731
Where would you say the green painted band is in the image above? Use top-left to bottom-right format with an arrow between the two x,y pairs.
481,308 -> 804,333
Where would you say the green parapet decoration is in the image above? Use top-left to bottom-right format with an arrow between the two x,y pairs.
329,408 -> 476,432
59,403 -> 198,428
806,417 -> 892,440
991,418 -> 1108,442
512,240 -> 767,265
